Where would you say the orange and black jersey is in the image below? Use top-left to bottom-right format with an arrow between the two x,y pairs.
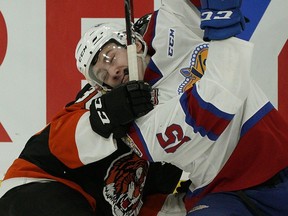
2,84 -> 182,215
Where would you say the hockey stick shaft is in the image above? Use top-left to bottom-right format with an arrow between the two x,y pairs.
124,0 -> 139,81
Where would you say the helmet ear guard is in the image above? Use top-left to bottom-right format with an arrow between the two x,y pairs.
75,23 -> 147,89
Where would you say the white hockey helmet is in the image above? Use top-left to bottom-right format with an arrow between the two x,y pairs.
75,23 -> 147,89
75,23 -> 127,88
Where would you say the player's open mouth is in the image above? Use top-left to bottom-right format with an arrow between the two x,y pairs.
122,75 -> 129,84
122,68 -> 129,83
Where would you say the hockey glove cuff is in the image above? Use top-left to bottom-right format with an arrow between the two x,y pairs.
200,0 -> 245,41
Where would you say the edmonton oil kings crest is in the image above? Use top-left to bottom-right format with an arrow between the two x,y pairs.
178,43 -> 209,94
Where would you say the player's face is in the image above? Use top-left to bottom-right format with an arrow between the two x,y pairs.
92,41 -> 146,89
92,42 -> 129,88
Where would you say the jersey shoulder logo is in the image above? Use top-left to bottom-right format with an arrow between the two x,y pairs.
178,43 -> 209,94
103,151 -> 149,216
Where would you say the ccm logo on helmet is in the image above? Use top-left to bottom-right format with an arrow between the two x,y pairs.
78,45 -> 87,63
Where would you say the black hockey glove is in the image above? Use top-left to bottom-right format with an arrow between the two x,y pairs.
89,80 -> 153,139
176,179 -> 192,193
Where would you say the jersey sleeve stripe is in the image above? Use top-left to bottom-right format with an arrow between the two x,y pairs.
240,102 -> 274,137
180,86 -> 234,140
144,59 -> 163,85
129,123 -> 154,161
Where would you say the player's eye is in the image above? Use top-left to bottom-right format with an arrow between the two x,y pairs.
103,54 -> 115,64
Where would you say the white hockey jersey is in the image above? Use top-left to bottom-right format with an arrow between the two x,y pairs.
122,0 -> 288,210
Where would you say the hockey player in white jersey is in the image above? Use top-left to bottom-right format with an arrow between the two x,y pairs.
73,0 -> 288,215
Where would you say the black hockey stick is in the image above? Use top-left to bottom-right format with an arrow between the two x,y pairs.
124,0 -> 138,80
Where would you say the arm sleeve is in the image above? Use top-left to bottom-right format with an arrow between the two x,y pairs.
48,88 -> 118,168
144,0 -> 204,84
161,0 -> 202,35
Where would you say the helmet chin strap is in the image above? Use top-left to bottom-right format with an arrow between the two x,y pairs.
102,83 -> 113,92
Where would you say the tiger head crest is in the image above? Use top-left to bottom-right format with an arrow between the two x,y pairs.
103,151 -> 149,216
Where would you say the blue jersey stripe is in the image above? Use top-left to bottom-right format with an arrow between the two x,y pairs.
240,102 -> 274,137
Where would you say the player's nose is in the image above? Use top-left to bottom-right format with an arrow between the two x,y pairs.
107,65 -> 122,77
